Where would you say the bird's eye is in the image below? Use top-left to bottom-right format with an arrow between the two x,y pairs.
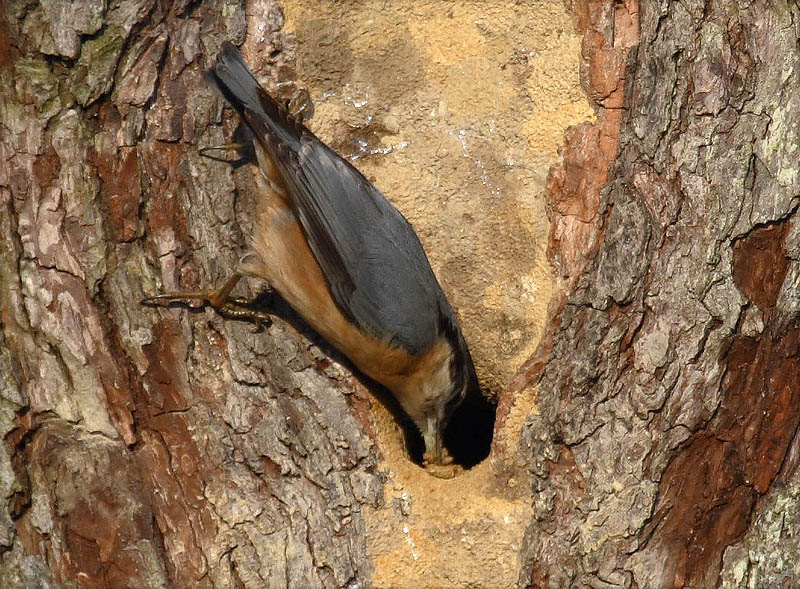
445,382 -> 466,411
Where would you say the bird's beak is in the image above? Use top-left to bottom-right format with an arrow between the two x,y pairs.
422,414 -> 453,467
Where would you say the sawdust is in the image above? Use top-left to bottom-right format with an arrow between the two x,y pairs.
279,1 -> 591,586
366,404 -> 532,589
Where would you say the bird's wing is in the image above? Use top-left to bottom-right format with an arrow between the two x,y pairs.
210,43 -> 445,354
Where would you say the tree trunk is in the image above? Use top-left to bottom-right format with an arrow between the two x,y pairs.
1,2 -> 382,588
515,1 -> 800,587
2,1 -> 800,588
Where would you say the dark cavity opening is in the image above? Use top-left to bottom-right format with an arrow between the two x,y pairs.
151,284 -> 497,471
403,386 -> 496,470
443,387 -> 496,468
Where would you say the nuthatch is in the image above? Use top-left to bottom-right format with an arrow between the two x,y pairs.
143,42 -> 480,475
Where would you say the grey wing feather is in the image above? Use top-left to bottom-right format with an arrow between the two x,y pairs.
283,139 -> 446,353
210,43 -> 445,354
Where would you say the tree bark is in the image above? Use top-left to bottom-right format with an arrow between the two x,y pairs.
515,1 -> 800,587
1,2 -> 381,588
2,1 -> 800,588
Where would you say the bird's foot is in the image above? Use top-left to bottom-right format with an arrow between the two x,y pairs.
141,274 -> 272,332
198,142 -> 253,163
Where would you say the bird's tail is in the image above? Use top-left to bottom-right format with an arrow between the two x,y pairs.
205,42 -> 302,151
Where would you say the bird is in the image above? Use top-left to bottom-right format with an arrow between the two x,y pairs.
143,42 -> 482,476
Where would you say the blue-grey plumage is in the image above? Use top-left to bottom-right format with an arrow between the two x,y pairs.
206,42 -> 479,473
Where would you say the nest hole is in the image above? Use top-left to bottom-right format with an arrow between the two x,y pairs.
191,285 -> 498,472
402,387 -> 496,470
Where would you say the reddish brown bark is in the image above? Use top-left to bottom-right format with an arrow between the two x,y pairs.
515,1 -> 800,587
1,2 -> 380,587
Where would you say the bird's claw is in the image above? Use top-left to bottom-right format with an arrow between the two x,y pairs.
141,291 -> 272,332
280,84 -> 315,121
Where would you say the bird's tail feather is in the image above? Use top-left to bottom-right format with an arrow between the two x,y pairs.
206,42 -> 302,151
